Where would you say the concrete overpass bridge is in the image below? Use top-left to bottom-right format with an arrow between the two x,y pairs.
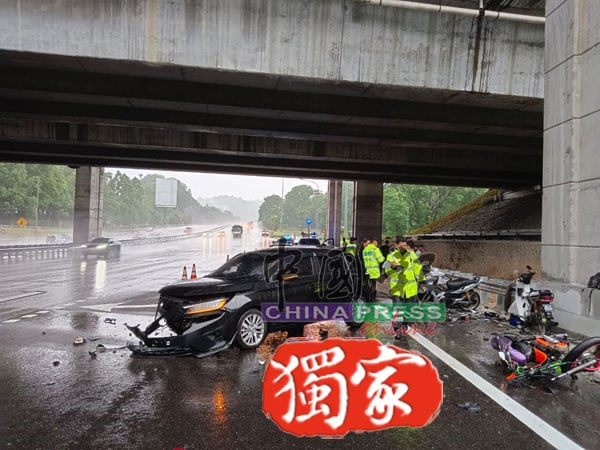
0,0 -> 598,333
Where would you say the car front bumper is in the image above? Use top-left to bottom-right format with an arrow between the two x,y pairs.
125,311 -> 238,357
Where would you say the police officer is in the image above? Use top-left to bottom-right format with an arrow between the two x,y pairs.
362,237 -> 384,302
343,236 -> 358,256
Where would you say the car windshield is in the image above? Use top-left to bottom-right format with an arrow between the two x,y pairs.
208,252 -> 270,279
90,238 -> 110,244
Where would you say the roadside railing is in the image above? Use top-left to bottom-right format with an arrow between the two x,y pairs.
0,229 -> 219,263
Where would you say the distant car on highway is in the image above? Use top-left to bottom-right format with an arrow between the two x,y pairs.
126,246 -> 366,357
80,237 -> 121,259
261,231 -> 270,237
183,226 -> 193,235
297,237 -> 321,246
231,224 -> 243,238
45,234 -> 68,244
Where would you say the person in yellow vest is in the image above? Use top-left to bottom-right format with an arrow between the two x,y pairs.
343,236 -> 358,256
362,237 -> 384,302
408,239 -> 425,283
385,236 -> 419,336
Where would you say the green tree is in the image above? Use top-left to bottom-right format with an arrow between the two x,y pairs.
282,185 -> 315,229
258,194 -> 283,230
382,184 -> 486,236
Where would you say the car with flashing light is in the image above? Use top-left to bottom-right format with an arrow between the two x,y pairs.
125,246 -> 366,357
80,237 -> 121,259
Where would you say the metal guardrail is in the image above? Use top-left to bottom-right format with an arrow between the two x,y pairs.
0,227 -> 224,263
412,229 -> 541,240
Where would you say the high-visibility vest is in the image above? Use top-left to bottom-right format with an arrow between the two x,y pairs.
387,249 -> 418,298
362,243 -> 384,279
410,250 -> 425,282
345,243 -> 357,256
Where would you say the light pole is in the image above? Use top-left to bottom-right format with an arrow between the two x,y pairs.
35,176 -> 40,237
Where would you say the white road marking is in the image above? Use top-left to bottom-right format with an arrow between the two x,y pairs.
409,332 -> 583,450
0,291 -> 44,303
36,311 -> 50,314
112,304 -> 156,309
63,303 -> 76,306
80,303 -> 123,312
2,319 -> 21,323
20,314 -> 37,318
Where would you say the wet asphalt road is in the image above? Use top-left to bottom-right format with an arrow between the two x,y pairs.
0,230 -> 599,450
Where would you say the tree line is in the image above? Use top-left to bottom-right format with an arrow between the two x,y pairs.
258,182 -> 485,236
0,164 -> 235,229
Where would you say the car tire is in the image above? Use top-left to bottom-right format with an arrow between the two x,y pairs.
235,308 -> 267,350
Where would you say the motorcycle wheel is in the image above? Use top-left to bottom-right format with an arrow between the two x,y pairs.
235,308 -> 267,350
533,309 -> 550,335
457,291 -> 480,311
563,337 -> 600,372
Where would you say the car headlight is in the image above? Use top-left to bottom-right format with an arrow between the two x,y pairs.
183,298 -> 228,317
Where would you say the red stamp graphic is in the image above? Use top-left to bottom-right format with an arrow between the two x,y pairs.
262,338 -> 442,438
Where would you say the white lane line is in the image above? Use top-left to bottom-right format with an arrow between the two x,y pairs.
112,304 -> 156,309
63,303 -> 76,306
0,291 -> 45,303
20,314 -> 37,318
37,311 -> 50,314
409,332 -> 583,450
2,319 -> 21,323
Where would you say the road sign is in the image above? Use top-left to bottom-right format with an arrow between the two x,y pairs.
17,217 -> 27,227
305,218 -> 312,225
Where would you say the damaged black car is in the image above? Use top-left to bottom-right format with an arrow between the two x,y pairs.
126,246 -> 366,357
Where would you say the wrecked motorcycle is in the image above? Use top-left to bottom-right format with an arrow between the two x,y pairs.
490,334 -> 600,384
505,265 -> 556,334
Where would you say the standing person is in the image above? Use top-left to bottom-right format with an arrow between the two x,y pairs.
362,237 -> 384,302
387,236 -> 419,337
379,238 -> 392,259
407,239 -> 425,284
343,236 -> 358,256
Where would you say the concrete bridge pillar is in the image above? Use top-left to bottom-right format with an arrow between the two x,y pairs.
327,180 -> 343,246
353,181 -> 383,242
542,1 -> 600,334
73,167 -> 103,244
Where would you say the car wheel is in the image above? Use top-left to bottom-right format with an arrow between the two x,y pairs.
235,309 -> 266,350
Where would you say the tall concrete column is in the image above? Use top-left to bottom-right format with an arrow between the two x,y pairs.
73,167 -> 103,244
327,180 -> 343,246
353,181 -> 383,242
542,1 -> 600,334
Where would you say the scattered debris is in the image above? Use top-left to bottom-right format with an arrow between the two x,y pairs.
52,360 -> 60,366
104,318 -> 116,325
457,402 -> 481,413
88,337 -> 102,342
256,331 -> 289,364
96,344 -> 106,352
89,351 -> 97,359
73,336 -> 85,345
42,331 -> 46,335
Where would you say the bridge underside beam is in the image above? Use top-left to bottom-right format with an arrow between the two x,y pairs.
0,50 -> 543,188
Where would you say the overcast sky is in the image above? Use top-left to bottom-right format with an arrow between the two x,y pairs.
112,168 -> 329,201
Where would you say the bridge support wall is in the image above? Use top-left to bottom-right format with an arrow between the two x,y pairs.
73,167 -> 103,245
541,1 -> 600,335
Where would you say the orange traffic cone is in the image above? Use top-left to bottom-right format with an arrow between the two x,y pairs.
181,266 -> 188,280
190,263 -> 197,279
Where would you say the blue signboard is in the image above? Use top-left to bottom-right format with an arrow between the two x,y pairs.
306,218 -> 312,225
